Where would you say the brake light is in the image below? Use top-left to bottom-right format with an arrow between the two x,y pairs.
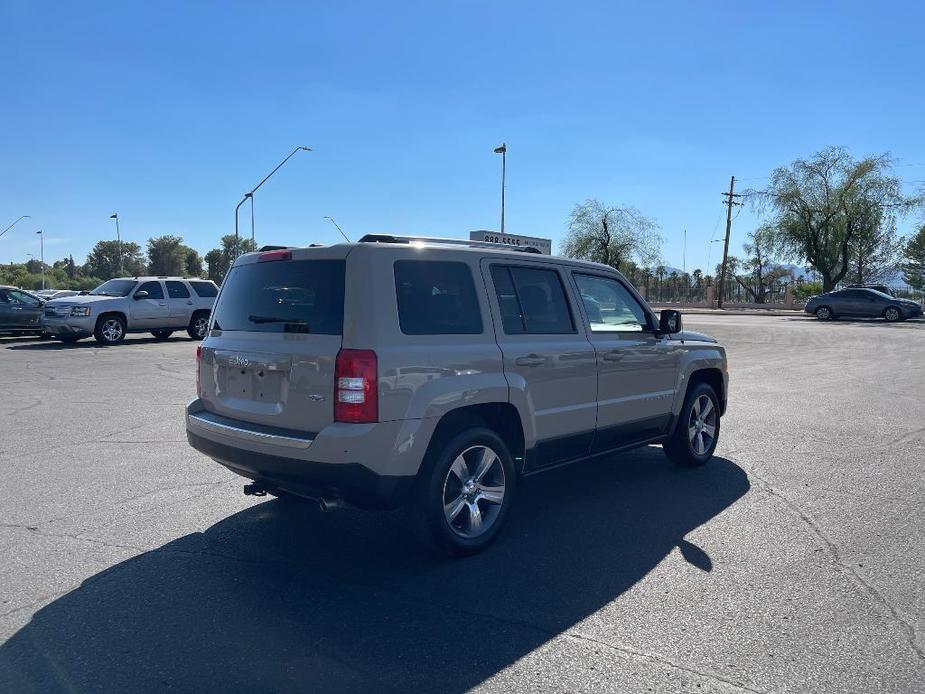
196,344 -> 203,396
334,349 -> 378,423
258,250 -> 292,262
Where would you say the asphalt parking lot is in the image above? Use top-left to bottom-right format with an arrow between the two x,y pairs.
1,314 -> 923,693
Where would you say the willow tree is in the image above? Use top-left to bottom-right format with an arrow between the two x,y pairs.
903,224 -> 925,290
756,147 -> 913,292
561,200 -> 661,272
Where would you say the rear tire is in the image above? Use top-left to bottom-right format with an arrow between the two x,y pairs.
411,427 -> 515,556
663,383 -> 721,467
187,311 -> 209,340
151,329 -> 174,340
93,314 -> 126,345
815,306 -> 833,321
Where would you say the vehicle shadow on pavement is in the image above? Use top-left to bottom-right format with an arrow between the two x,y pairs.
784,316 -> 924,327
0,449 -> 749,693
5,336 -> 198,350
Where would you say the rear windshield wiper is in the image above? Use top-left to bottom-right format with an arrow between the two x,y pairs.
248,315 -> 308,325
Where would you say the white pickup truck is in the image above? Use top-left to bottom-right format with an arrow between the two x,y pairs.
42,276 -> 219,345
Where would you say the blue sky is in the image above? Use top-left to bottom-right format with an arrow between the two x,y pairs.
3,0 -> 924,273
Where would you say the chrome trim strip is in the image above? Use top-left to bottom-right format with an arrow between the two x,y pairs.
187,411 -> 314,449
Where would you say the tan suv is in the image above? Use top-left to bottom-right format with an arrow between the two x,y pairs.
186,235 -> 728,555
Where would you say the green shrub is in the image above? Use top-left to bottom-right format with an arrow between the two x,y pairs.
793,281 -> 823,301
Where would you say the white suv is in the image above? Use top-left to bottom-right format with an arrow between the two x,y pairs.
42,276 -> 218,345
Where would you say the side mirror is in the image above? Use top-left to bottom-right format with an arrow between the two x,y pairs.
134,290 -> 149,300
658,309 -> 682,335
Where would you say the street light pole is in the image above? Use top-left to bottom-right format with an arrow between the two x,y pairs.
0,215 -> 31,240
36,230 -> 45,290
109,213 -> 123,275
234,193 -> 252,260
243,146 -> 312,247
323,216 -> 351,243
493,144 -> 507,234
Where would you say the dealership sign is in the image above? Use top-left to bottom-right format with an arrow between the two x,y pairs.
469,231 -> 552,255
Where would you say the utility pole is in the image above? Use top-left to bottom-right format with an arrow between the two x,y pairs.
717,176 -> 743,309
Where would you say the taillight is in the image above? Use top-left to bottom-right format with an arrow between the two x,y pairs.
196,344 -> 203,396
334,349 -> 378,423
258,250 -> 292,262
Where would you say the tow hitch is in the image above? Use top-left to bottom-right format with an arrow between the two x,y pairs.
243,483 -> 267,497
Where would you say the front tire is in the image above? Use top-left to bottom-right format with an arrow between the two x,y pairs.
93,315 -> 126,345
815,306 -> 833,321
883,306 -> 902,322
663,383 -> 721,467
187,311 -> 209,340
411,427 -> 515,556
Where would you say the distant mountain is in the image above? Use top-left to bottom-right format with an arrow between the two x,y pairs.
772,264 -> 813,281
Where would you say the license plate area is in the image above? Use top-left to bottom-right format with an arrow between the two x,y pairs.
212,351 -> 292,408
223,366 -> 285,403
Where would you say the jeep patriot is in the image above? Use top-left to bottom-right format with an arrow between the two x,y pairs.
186,235 -> 728,555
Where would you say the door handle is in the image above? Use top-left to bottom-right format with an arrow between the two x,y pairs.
11,306 -> 23,311
515,354 -> 546,367
159,303 -> 167,307
186,301 -> 194,305
602,350 -> 624,362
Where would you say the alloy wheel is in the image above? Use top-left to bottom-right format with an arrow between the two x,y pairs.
816,307 -> 831,320
193,316 -> 209,338
687,394 -> 717,456
885,308 -> 900,322
442,445 -> 506,539
102,319 -> 123,343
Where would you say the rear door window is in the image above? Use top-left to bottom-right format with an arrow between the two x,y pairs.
190,281 -> 218,297
394,260 -> 483,334
136,281 -> 164,300
165,281 -> 190,299
490,265 -> 575,334
212,260 -> 345,334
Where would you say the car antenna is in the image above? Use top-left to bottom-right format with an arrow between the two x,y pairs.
323,216 -> 351,242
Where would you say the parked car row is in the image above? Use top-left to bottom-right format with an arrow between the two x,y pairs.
0,277 -> 218,344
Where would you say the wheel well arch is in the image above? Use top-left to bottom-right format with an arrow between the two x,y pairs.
687,368 -> 726,415
95,310 -> 127,327
423,403 -> 526,474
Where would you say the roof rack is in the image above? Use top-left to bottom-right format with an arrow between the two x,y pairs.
357,233 -> 542,253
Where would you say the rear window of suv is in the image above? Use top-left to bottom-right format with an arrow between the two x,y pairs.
394,260 -> 483,335
212,260 -> 345,334
189,281 -> 218,297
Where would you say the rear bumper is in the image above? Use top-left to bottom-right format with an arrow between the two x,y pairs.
187,430 -> 414,508
185,399 -> 427,509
